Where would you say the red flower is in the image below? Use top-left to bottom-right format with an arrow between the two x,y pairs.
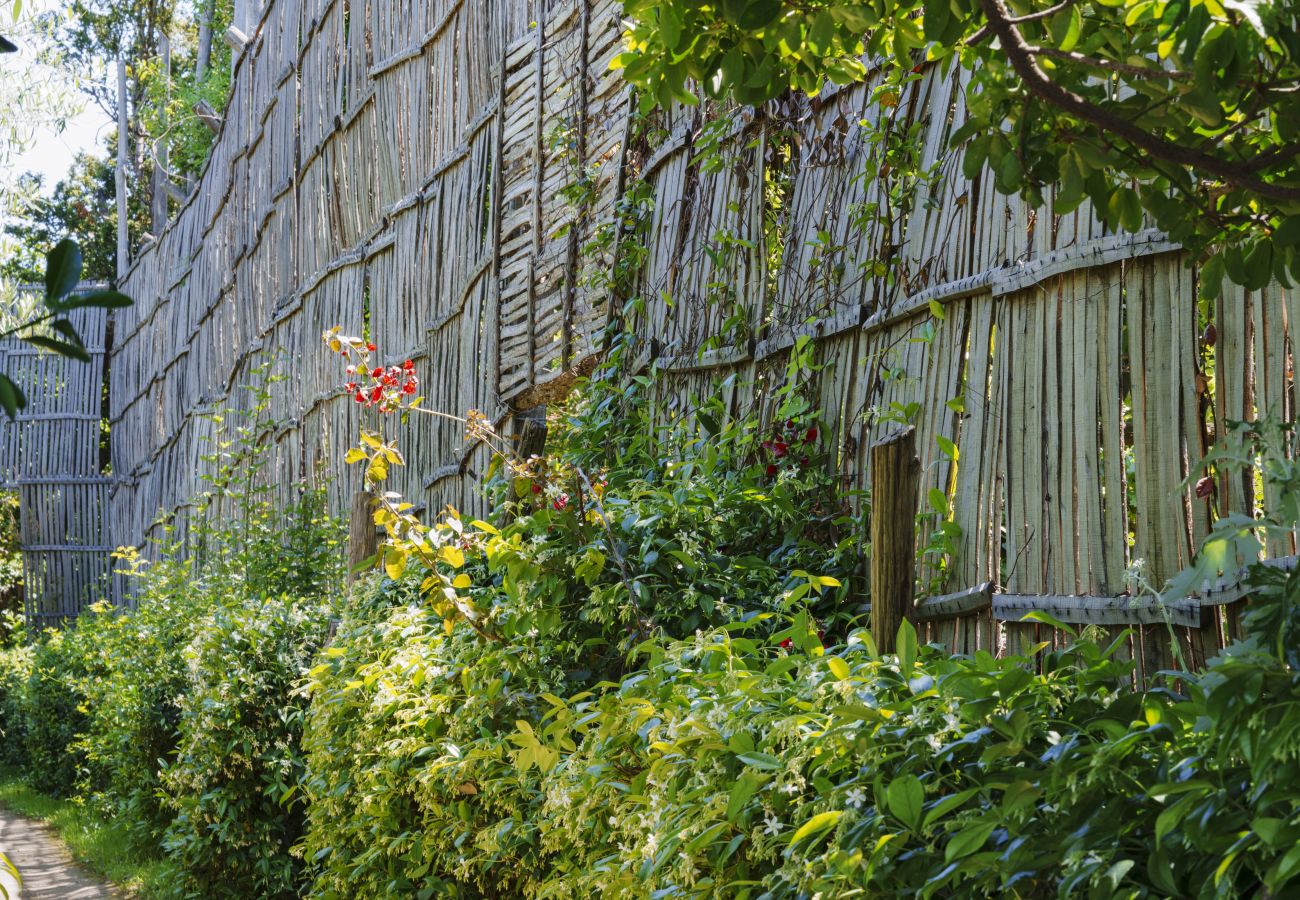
780,638 -> 792,649
553,493 -> 569,511
371,367 -> 384,378
353,392 -> 365,404
766,463 -> 779,476
800,456 -> 810,468
771,441 -> 789,458
805,426 -> 818,443
370,385 -> 383,402
403,359 -> 415,371
402,381 -> 417,395
367,342 -> 377,352
531,482 -> 542,495
1195,476 -> 1214,499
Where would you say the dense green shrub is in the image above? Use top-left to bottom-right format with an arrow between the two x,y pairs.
73,576 -> 213,843
21,621 -> 104,795
160,594 -> 334,899
0,614 -> 32,768
302,563 -> 1300,899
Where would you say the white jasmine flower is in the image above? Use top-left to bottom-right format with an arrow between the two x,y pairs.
763,814 -> 783,836
845,786 -> 867,809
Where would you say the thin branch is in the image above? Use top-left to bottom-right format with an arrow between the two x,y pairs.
1026,45 -> 1193,82
1005,0 -> 1077,23
979,0 -> 1300,200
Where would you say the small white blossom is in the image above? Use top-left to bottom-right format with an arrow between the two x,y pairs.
763,814 -> 783,836
845,786 -> 867,809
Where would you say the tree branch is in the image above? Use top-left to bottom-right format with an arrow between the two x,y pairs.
979,0 -> 1300,201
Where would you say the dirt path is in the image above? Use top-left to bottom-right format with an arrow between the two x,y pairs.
0,808 -> 118,899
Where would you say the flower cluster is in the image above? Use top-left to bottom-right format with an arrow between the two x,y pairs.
760,419 -> 818,477
323,327 -> 419,414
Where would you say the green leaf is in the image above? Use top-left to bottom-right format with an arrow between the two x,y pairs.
944,819 -> 996,862
886,775 -> 924,829
1018,610 -> 1075,636
789,810 -> 842,847
60,289 -> 132,310
1267,844 -> 1300,892
0,374 -> 25,420
726,773 -> 763,822
736,751 -> 782,771
1275,216 -> 1300,248
922,788 -> 979,830
827,656 -> 850,680
24,335 -> 90,363
44,238 -> 82,305
897,619 -> 918,672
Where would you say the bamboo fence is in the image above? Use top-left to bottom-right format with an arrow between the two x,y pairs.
1,286 -> 112,624
108,0 -> 1299,681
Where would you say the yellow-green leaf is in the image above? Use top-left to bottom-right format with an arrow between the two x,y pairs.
790,810 -> 843,847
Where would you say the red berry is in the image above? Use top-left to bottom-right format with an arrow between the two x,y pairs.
780,638 -> 792,649
367,342 -> 377,352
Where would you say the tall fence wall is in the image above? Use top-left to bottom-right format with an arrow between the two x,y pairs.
112,0 -> 1299,681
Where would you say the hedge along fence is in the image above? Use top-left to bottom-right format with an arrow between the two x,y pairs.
109,0 -> 1299,683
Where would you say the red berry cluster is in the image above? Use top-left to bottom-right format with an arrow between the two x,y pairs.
328,339 -> 419,414
760,420 -> 818,477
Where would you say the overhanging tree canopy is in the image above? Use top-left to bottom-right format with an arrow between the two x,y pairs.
615,0 -> 1300,296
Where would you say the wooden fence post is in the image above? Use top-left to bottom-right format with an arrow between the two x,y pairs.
871,427 -> 920,654
347,490 -> 377,585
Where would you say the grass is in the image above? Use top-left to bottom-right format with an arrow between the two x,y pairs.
0,769 -> 174,897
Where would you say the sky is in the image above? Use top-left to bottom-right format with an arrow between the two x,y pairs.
1,0 -> 110,211
10,106 -> 110,186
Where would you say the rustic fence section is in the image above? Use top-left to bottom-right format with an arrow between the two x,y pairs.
0,289 -> 112,623
109,0 -> 1299,680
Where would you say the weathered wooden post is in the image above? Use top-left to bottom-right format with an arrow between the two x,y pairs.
870,427 -> 920,653
347,490 -> 377,585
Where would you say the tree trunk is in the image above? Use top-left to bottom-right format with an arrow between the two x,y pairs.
196,0 -> 213,82
115,57 -> 130,281
151,32 -> 171,236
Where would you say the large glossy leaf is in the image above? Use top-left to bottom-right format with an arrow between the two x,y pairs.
44,238 -> 83,306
